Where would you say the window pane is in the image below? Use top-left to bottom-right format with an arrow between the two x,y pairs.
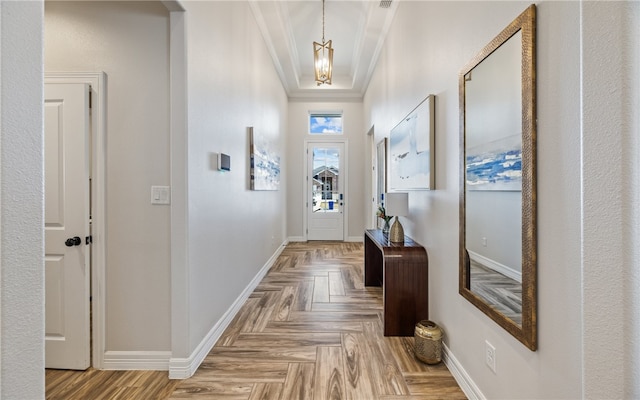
310,114 -> 343,134
312,147 -> 340,213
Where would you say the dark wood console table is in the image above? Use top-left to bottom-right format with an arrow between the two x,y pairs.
364,229 -> 429,336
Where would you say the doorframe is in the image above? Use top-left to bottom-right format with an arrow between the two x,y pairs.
45,72 -> 107,369
303,139 -> 349,241
367,126 -> 376,229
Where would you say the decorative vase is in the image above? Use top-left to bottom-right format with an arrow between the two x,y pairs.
414,320 -> 443,364
382,218 -> 391,235
389,216 -> 405,243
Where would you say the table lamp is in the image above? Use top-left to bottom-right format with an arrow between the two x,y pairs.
385,192 -> 408,243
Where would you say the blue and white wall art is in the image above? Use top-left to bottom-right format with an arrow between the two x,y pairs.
250,127 -> 281,191
466,134 -> 522,191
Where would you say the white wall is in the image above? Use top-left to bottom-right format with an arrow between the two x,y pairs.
181,1 -> 288,357
580,2 -> 638,398
0,1 -> 45,398
364,2 -> 584,398
628,4 -> 640,397
45,1 -> 172,354
287,102 -> 365,242
365,1 -> 639,398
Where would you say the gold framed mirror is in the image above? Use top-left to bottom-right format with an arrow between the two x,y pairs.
376,138 -> 388,229
459,4 -> 537,350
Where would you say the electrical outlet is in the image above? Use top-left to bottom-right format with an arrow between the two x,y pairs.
485,340 -> 496,373
482,237 -> 487,247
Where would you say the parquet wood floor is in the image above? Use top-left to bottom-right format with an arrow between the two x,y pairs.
171,241 -> 466,400
46,241 -> 466,400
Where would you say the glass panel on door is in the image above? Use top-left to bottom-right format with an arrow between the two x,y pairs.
312,147 -> 341,213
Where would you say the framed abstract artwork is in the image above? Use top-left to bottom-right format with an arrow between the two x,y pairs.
389,95 -> 435,190
249,127 -> 280,191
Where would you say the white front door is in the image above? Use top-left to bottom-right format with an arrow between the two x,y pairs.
307,142 -> 345,240
44,83 -> 91,370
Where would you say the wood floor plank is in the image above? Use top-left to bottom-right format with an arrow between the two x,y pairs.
190,360 -> 289,383
281,363 -> 315,400
314,346 -> 347,400
248,383 -> 284,400
288,310 -> 381,322
46,369 -> 93,399
362,320 -> 411,396
245,291 -> 280,333
329,271 -> 346,296
169,381 -> 253,399
264,320 -> 363,334
272,285 -> 296,322
232,332 -> 342,348
292,280 -> 314,312
206,346 -> 317,363
312,302 -> 382,312
336,293 -> 382,304
218,297 -> 261,346
388,336 -> 430,373
403,372 -> 467,399
313,275 -> 330,303
342,332 -> 377,399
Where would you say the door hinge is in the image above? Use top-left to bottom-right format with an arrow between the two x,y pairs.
86,235 -> 93,245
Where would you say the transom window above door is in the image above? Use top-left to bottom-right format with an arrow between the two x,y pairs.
309,111 -> 343,134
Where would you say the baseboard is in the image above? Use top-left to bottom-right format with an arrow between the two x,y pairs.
443,343 -> 485,400
102,351 -> 172,370
467,250 -> 522,283
168,241 -> 288,379
346,235 -> 364,242
288,236 -> 306,242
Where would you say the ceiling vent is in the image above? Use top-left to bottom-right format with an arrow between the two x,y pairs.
379,0 -> 392,9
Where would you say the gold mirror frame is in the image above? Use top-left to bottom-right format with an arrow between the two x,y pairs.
459,5 -> 537,350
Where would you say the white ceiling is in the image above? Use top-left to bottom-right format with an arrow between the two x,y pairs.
249,0 -> 398,100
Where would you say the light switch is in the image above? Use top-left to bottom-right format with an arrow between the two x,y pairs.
151,186 -> 171,205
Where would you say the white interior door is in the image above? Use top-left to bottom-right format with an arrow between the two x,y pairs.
44,83 -> 91,370
307,142 -> 345,240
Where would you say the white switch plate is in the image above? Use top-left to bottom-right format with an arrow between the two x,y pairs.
485,340 -> 496,373
151,186 -> 171,205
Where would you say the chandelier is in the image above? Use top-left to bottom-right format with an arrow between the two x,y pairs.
313,0 -> 333,86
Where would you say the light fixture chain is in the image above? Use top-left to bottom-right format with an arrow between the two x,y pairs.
322,0 -> 325,43
313,0 -> 333,86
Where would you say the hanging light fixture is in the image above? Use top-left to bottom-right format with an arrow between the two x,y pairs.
313,0 -> 333,86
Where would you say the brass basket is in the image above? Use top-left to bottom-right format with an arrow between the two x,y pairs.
414,320 -> 443,364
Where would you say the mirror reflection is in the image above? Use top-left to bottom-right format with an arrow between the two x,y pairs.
459,4 -> 536,350
465,31 -> 523,325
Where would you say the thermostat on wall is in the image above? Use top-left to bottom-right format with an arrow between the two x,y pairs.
217,153 -> 230,171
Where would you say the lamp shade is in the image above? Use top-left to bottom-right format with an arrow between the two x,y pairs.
385,192 -> 408,216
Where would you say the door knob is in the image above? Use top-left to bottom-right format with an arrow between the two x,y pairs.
65,236 -> 82,247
